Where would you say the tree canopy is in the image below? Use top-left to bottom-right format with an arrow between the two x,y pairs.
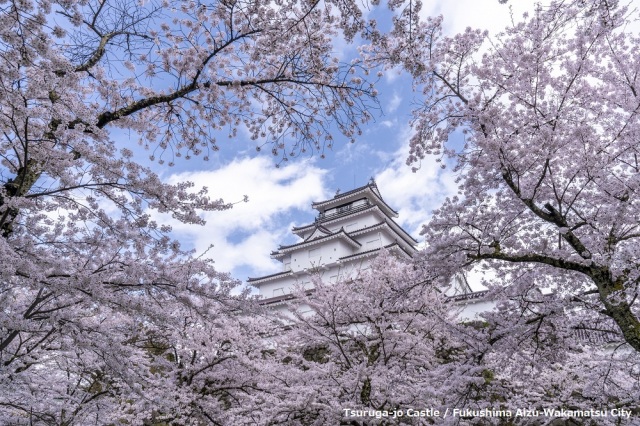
2,0 -> 640,424
404,0 -> 640,353
0,0 -> 378,422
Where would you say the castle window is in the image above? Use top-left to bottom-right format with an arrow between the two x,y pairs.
365,236 -> 381,249
345,222 -> 359,232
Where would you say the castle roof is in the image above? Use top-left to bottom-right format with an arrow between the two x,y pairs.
311,179 -> 398,218
349,219 -> 418,248
270,229 -> 361,259
302,224 -> 333,242
291,203 -> 376,233
292,204 -> 418,245
246,270 -> 293,284
338,242 -> 414,262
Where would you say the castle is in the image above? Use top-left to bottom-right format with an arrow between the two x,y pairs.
248,179 -> 495,319
248,179 -> 418,310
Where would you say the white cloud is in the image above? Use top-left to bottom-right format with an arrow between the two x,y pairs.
424,1 -> 546,36
157,157 -> 329,280
386,92 -> 402,114
383,65 -> 405,84
375,126 -> 458,241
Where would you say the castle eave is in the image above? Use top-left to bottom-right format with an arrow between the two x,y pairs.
311,182 -> 398,218
247,270 -> 294,286
338,242 -> 414,263
271,230 -> 361,257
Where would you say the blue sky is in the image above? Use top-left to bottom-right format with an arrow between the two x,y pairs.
148,1 -> 541,286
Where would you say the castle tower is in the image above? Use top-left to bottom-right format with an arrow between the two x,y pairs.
248,179 -> 418,309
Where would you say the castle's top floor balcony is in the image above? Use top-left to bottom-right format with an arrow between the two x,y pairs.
317,199 -> 371,221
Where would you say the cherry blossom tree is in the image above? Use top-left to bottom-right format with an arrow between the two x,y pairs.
393,0 -> 640,354
471,272 -> 640,423
262,253 -> 480,425
0,0 -> 383,422
6,0 -> 639,421
262,253 -> 639,425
